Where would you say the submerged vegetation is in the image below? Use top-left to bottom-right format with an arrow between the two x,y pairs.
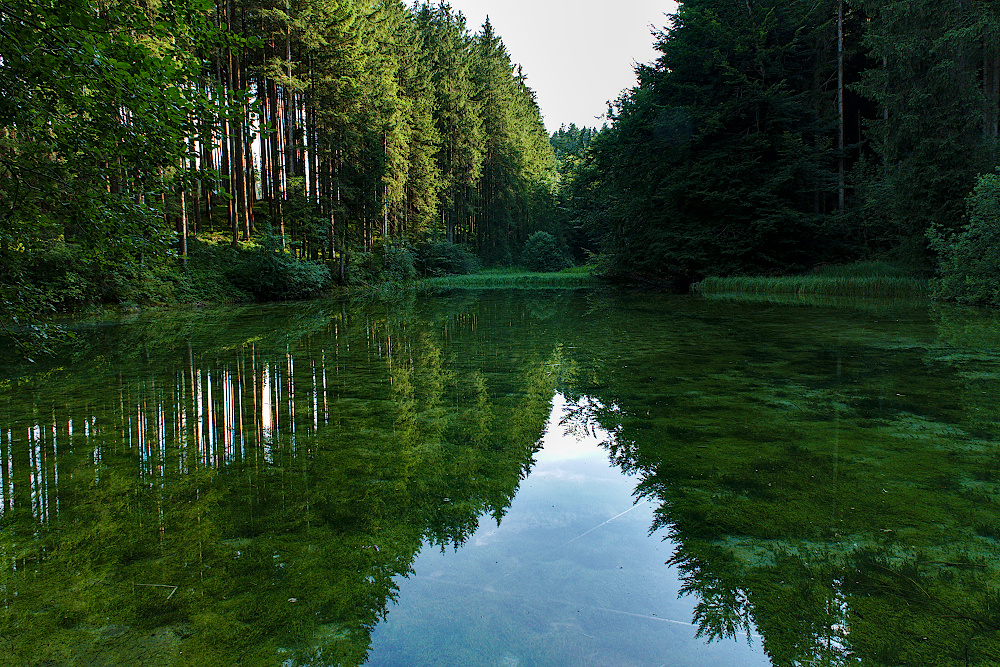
5,291 -> 1000,664
0,295 -> 564,665
558,291 -> 1000,666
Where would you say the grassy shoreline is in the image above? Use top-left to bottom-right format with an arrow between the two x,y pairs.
696,262 -> 929,300
417,267 -> 600,289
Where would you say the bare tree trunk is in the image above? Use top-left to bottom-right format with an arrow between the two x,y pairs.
200,85 -> 215,234
189,130 -> 201,237
268,72 -> 285,243
986,43 -> 1000,142
180,186 -> 188,267
837,0 -> 845,215
233,7 -> 252,242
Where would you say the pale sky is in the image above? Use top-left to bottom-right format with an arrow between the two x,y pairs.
445,0 -> 679,132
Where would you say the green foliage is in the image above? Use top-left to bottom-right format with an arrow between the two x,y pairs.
469,18 -> 558,263
1,0 -> 559,359
698,273 -> 927,299
521,231 -> 571,273
929,172 -> 1000,306
380,240 -> 418,282
572,0 -> 844,281
344,240 -> 418,285
345,250 -> 382,286
550,124 -> 599,164
558,0 -> 1000,281
0,0 -> 223,352
697,260 -> 928,299
851,0 -> 998,247
811,260 -> 927,279
224,232 -> 331,301
413,239 -> 481,276
548,125 -> 604,263
161,238 -> 253,305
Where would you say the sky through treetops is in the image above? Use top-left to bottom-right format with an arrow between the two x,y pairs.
445,0 -> 679,132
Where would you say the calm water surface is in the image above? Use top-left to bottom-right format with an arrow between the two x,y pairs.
2,289 -> 1000,666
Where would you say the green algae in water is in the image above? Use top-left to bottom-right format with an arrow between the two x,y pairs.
2,291 -> 1000,665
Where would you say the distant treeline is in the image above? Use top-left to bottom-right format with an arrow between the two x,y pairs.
554,0 -> 1000,294
0,0 -> 556,330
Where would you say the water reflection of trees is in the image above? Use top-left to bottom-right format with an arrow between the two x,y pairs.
564,384 -> 1000,665
0,297 -> 562,666
557,296 -> 1000,667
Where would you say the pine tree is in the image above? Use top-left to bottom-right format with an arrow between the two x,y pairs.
582,0 -> 844,281
851,0 -> 1000,254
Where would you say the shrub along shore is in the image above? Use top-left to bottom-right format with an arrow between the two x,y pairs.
0,241 -> 955,365
12,230 -> 586,315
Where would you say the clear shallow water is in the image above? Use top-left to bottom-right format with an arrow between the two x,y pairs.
369,394 -> 770,666
2,290 -> 1000,666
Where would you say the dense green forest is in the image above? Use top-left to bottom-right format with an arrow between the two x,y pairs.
0,0 -> 556,346
5,0 -> 1000,355
556,0 -> 1000,295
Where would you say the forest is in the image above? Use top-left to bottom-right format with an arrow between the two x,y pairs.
0,0 -> 556,345
559,0 -> 1000,298
4,0 -> 1000,354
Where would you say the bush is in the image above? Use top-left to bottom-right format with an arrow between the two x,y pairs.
224,232 -> 330,300
342,241 -> 417,285
929,172 -> 1000,305
345,250 -> 381,285
379,240 -> 417,281
20,240 -> 177,309
413,239 -> 480,276
521,231 -> 571,273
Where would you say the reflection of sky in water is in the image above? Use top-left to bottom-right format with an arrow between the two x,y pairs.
369,393 -> 771,666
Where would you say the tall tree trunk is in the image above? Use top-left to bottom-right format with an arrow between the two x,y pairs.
837,0 -> 845,215
190,130 -> 201,236
233,8 -> 252,242
269,74 -> 285,243
180,183 -> 188,268
986,43 -> 1000,142
227,42 -> 243,244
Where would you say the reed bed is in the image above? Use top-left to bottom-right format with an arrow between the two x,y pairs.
417,267 -> 600,289
697,274 -> 928,299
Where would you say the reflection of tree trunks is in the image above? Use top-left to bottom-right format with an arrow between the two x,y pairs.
237,345 -> 248,465
0,430 -> 7,519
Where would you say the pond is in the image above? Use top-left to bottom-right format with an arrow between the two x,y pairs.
2,289 -> 1000,666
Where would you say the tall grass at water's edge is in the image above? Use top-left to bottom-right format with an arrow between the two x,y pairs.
416,267 -> 600,289
344,261 -> 930,299
334,267 -> 600,299
697,262 -> 929,299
